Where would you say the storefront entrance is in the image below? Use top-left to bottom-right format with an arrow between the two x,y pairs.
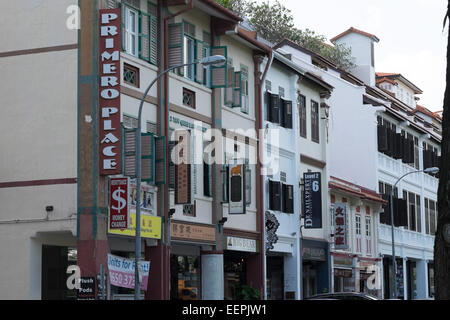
41,245 -> 77,300
266,256 -> 284,300
170,254 -> 201,300
224,251 -> 247,300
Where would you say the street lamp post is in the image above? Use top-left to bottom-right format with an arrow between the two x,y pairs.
389,166 -> 439,299
133,55 -> 226,300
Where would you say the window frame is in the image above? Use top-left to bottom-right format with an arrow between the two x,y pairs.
124,6 -> 139,57
311,100 -> 320,143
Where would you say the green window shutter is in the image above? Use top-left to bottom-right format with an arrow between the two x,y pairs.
232,71 -> 242,108
168,23 -> 184,73
138,11 -> 151,63
122,126 -> 137,178
154,136 -> 166,185
210,46 -> 227,88
241,72 -> 249,113
141,133 -> 154,183
224,63 -> 234,105
195,40 -> 204,84
120,3 -> 126,51
149,15 -> 158,65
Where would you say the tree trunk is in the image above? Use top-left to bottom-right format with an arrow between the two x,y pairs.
434,0 -> 450,300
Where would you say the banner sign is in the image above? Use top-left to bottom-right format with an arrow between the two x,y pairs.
108,212 -> 161,239
109,177 -> 130,229
303,172 -> 322,228
229,161 -> 246,214
99,8 -> 121,175
107,254 -> 150,291
333,202 -> 347,249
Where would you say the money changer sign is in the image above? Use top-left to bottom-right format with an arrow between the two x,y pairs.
109,177 -> 130,229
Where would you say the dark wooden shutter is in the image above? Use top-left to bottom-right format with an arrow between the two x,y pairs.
203,160 -> 212,197
377,125 -> 388,152
282,100 -> 293,129
380,194 -> 390,225
269,94 -> 280,124
221,165 -> 229,203
269,180 -> 281,211
393,133 -> 404,159
282,183 -> 294,213
403,137 -> 414,164
396,198 -> 408,227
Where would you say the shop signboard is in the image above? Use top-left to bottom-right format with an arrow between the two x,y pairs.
333,202 -> 347,249
109,177 -> 130,230
229,161 -> 246,214
303,172 -> 322,228
77,277 -> 96,300
108,212 -> 161,239
226,236 -> 257,253
107,254 -> 150,291
99,8 -> 121,175
171,221 -> 216,243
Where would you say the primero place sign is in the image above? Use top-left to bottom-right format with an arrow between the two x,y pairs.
99,9 -> 121,175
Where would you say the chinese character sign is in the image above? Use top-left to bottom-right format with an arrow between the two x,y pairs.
333,202 -> 347,249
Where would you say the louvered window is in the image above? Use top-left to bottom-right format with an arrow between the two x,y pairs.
311,100 -> 319,143
298,94 -> 306,138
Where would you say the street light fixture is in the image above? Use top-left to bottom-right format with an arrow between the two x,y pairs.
389,166 -> 439,299
133,55 -> 226,300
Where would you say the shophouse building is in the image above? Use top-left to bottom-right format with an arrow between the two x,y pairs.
0,0 -> 277,300
260,51 -> 333,300
276,26 -> 441,300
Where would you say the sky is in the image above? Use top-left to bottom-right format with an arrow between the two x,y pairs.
255,0 -> 448,111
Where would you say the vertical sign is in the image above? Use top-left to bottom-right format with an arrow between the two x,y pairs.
99,9 -> 121,175
303,172 -> 322,228
333,202 -> 347,249
109,177 -> 130,229
229,161 -> 246,214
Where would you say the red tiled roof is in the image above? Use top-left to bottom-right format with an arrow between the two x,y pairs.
376,72 -> 400,78
329,176 -> 386,205
376,77 -> 397,85
330,27 -> 379,43
414,104 -> 441,120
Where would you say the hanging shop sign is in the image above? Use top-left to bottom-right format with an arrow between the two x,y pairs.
107,254 -> 150,291
226,236 -> 257,253
303,172 -> 322,228
171,221 -> 216,243
229,161 -> 246,214
99,8 -> 121,175
109,177 -> 130,230
333,202 -> 347,250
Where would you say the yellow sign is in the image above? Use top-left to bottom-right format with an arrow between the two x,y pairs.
108,211 -> 161,239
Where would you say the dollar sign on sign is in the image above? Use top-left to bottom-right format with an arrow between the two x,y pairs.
112,187 -> 126,213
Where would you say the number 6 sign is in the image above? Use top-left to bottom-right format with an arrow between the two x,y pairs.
109,177 -> 130,229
